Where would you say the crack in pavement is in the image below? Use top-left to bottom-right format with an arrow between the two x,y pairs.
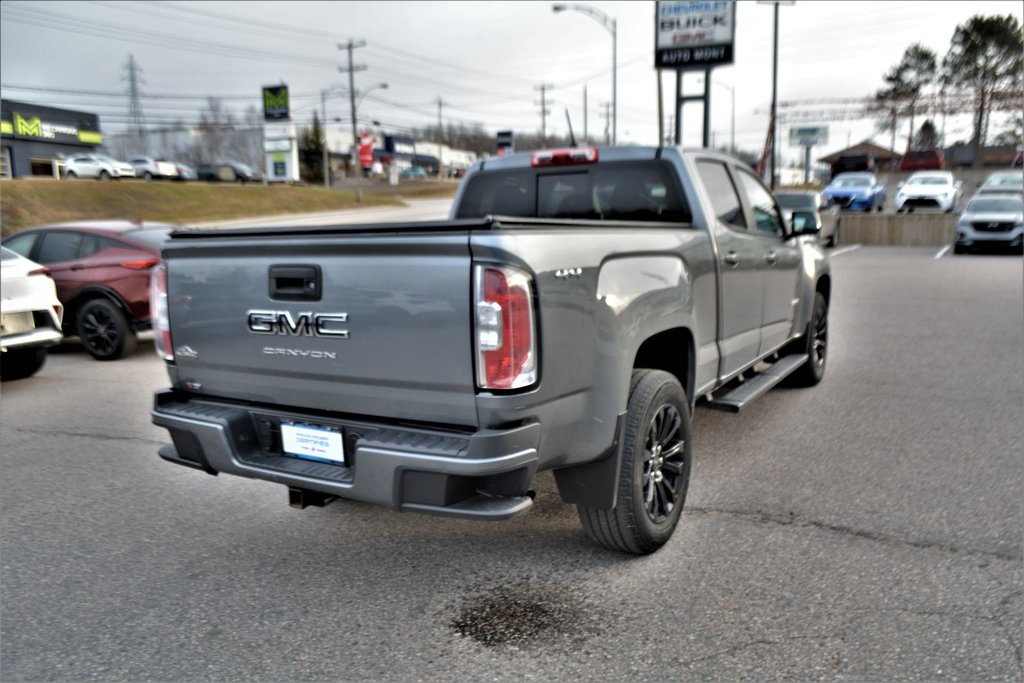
686,506 -> 1020,563
674,633 -> 846,668
4,428 -> 165,448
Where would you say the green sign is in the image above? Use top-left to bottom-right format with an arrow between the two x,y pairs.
263,85 -> 290,121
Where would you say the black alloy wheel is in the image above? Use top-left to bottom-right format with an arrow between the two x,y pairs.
76,299 -> 137,360
787,291 -> 828,387
578,369 -> 692,554
641,403 -> 687,524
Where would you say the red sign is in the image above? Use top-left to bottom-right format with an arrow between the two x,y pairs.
358,132 -> 374,168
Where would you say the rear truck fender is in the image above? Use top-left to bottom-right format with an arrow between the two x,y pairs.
551,254 -> 700,510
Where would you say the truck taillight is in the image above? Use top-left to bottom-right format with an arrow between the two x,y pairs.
150,263 -> 173,361
475,265 -> 537,390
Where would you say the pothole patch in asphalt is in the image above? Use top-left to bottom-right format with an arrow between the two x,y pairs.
450,581 -> 599,648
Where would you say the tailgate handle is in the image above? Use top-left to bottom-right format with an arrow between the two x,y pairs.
269,265 -> 321,301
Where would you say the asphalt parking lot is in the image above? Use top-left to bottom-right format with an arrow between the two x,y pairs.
1,246 -> 1021,681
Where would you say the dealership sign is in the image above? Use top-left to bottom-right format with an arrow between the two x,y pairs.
655,0 -> 736,69
262,85 -> 290,121
0,101 -> 102,145
789,126 -> 829,147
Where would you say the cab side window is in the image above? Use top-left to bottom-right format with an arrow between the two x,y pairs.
695,160 -> 747,229
735,169 -> 784,236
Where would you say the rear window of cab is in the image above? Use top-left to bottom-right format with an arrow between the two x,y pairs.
456,161 -> 691,223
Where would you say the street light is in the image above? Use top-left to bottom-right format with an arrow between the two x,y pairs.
552,3 -> 616,145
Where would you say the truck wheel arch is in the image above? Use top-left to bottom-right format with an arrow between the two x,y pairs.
554,326 -> 695,510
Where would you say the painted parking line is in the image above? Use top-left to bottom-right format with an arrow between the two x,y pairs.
934,245 -> 951,260
830,244 -> 862,257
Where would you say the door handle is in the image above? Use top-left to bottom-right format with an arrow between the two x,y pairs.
764,250 -> 777,266
723,251 -> 740,267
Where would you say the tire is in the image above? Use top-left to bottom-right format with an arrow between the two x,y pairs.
953,244 -> 967,255
66,171 -> 77,179
144,171 -> 153,180
578,369 -> 692,554
98,170 -> 111,181
1,348 -> 48,381
787,291 -> 828,387
75,299 -> 137,361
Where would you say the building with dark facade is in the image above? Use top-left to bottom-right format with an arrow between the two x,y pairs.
0,100 -> 102,178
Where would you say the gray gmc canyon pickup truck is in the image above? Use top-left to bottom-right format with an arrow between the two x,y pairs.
151,146 -> 831,554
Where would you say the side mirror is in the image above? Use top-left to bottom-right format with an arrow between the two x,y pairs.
791,211 -> 820,235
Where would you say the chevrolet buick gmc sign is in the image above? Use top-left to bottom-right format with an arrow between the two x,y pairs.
656,0 -> 736,69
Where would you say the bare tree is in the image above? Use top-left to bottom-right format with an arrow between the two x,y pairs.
943,14 -> 1024,166
871,44 -> 937,153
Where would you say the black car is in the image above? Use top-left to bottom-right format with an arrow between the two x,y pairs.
197,162 -> 261,183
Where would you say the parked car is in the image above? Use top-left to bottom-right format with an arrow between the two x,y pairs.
894,171 -> 962,213
173,162 -> 197,181
129,156 -> 179,180
1,247 -> 64,380
399,165 -> 428,179
775,190 -> 841,246
975,170 -> 1024,197
954,194 -> 1024,254
898,148 -> 944,171
822,172 -> 886,212
2,221 -> 175,360
225,161 -> 260,183
197,161 -> 259,183
64,154 -> 136,180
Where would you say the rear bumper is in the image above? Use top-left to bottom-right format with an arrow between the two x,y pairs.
151,389 -> 540,520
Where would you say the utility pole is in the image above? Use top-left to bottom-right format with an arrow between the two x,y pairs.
759,0 -> 794,190
122,54 -> 146,138
339,39 -> 367,202
583,84 -> 588,145
436,97 -> 446,142
600,102 -> 612,145
535,83 -> 553,146
321,89 -> 330,189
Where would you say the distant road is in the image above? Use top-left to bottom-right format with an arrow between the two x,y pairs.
189,197 -> 454,229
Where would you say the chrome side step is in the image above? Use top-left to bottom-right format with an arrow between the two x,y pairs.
707,353 -> 809,413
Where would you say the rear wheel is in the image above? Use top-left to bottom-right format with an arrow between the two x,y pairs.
1,348 -> 48,381
144,171 -> 153,180
98,170 -> 111,181
578,369 -> 692,554
66,171 -> 77,179
76,299 -> 137,360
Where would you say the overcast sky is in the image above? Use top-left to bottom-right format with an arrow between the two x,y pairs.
1,0 -> 1021,162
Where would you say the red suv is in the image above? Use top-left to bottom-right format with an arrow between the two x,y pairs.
899,149 -> 945,171
2,221 -> 174,360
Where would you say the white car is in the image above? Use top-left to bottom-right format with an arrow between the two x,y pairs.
129,156 -> 179,180
894,171 -> 962,213
954,194 -> 1024,254
1,247 -> 64,380
975,171 -> 1024,197
64,154 -> 136,180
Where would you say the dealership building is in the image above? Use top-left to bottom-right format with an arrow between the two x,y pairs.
0,100 -> 103,179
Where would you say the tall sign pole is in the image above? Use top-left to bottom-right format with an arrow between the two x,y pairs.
339,39 -> 367,203
758,0 -> 794,188
655,1 -> 736,149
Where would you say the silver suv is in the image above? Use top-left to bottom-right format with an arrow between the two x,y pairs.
954,194 -> 1024,253
64,154 -> 135,180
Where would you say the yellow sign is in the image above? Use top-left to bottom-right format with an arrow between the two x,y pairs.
14,114 -> 42,137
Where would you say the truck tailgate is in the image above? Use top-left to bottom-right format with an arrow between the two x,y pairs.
164,230 -> 478,427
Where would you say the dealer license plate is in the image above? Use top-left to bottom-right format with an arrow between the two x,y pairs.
281,420 -> 345,465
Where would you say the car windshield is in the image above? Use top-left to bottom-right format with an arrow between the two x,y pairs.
830,177 -> 870,188
775,193 -> 816,210
906,176 -> 949,186
984,173 -> 1023,187
966,197 -> 1023,214
125,227 -> 173,248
